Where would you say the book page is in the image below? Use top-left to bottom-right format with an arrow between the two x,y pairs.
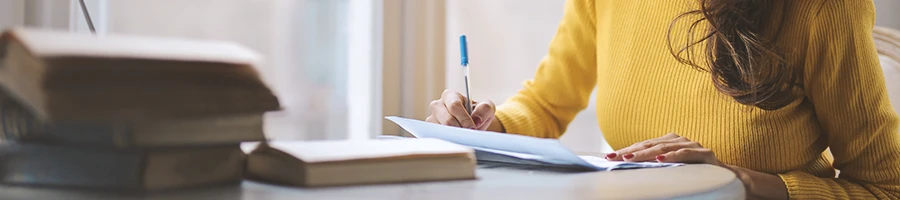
386,117 -> 595,167
265,138 -> 472,163
6,28 -> 260,65
386,116 -> 682,171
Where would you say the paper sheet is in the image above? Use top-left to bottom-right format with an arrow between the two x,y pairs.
385,116 -> 682,171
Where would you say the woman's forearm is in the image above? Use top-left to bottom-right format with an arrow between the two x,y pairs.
727,165 -> 789,200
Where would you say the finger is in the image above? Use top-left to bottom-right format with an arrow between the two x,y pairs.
658,148 -> 718,164
442,90 -> 476,129
449,90 -> 479,111
425,115 -> 438,123
475,115 -> 495,131
609,133 -> 682,161
610,137 -> 682,161
471,100 -> 496,128
431,99 -> 461,127
626,141 -> 702,162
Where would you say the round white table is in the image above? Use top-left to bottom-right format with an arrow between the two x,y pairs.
0,163 -> 744,200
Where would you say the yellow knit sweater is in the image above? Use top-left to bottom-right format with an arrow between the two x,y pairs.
494,0 -> 900,199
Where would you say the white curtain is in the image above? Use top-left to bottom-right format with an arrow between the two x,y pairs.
0,0 -> 24,29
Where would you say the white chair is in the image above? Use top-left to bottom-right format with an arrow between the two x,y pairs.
875,26 -> 900,115
821,26 -> 900,178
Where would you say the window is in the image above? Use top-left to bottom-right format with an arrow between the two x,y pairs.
5,0 -> 382,140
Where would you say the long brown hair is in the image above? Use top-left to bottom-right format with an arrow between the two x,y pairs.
668,0 -> 795,110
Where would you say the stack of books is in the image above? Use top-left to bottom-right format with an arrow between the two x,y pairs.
0,28 -> 281,191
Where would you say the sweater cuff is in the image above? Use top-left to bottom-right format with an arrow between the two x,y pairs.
778,170 -> 832,199
494,102 -> 529,136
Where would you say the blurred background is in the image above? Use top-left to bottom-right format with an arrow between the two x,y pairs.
0,0 -> 898,154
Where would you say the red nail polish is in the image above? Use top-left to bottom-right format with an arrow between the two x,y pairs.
606,153 -> 617,159
656,155 -> 666,161
623,154 -> 634,159
473,116 -> 483,127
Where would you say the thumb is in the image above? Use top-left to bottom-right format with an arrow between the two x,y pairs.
471,100 -> 495,128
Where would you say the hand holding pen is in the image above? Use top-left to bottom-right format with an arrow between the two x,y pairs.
424,35 -> 497,131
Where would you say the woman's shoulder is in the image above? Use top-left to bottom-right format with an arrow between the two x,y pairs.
786,1 -> 874,20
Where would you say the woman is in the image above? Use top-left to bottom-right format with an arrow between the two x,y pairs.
425,0 -> 900,199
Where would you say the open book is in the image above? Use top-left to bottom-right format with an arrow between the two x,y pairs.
385,116 -> 682,171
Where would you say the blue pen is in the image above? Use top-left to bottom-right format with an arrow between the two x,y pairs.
460,35 -> 473,115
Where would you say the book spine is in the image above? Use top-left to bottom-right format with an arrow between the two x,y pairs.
45,123 -> 131,146
0,93 -> 132,147
0,142 -> 144,190
0,94 -> 41,141
137,148 -> 150,190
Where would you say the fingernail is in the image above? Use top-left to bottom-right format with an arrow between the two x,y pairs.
656,155 -> 666,161
605,153 -> 617,159
623,154 -> 634,160
473,116 -> 483,127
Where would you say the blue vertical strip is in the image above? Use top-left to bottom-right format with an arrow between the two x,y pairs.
460,35 -> 469,66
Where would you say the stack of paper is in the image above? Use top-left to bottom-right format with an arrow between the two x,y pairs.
385,116 -> 683,171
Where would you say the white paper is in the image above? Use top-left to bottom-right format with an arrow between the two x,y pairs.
385,116 -> 682,171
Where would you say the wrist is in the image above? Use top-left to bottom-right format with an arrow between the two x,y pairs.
487,116 -> 505,132
722,164 -> 789,200
723,165 -> 751,188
